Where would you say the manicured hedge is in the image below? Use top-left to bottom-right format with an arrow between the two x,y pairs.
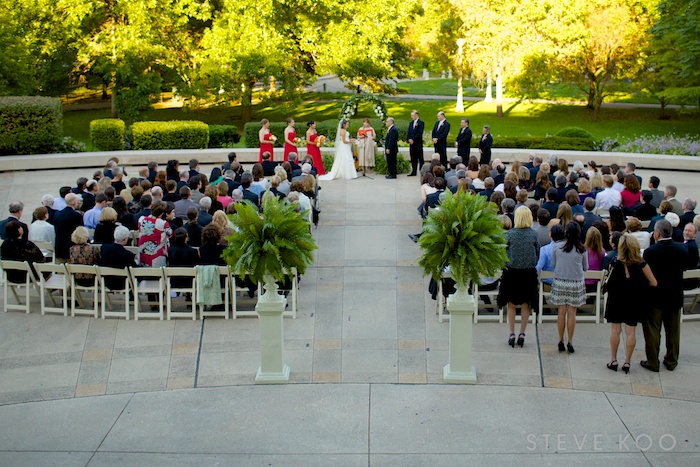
90,118 -> 126,151
491,136 -> 595,151
209,124 -> 240,148
131,121 -> 209,150
0,96 -> 63,155
555,126 -> 594,140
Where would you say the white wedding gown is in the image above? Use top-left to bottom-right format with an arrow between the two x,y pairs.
318,131 -> 358,180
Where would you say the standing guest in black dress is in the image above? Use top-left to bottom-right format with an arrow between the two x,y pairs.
604,234 -> 657,374
498,206 -> 539,348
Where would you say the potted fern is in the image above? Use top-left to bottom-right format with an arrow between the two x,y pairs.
418,191 -> 507,383
224,194 -> 317,383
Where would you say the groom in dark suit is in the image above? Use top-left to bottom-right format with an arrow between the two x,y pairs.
406,110 -> 424,176
384,118 -> 399,179
455,118 -> 472,160
432,111 -> 450,166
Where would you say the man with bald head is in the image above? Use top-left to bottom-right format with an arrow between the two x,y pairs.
54,193 -> 84,263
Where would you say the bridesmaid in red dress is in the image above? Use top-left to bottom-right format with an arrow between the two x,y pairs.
259,118 -> 275,163
283,118 -> 297,162
305,120 -> 326,175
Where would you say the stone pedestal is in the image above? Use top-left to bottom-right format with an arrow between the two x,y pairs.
443,287 -> 477,384
255,279 -> 289,384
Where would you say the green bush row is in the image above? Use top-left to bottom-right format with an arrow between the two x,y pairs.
209,124 -> 240,148
131,121 -> 209,150
90,119 -> 126,151
0,96 -> 63,155
492,136 -> 595,151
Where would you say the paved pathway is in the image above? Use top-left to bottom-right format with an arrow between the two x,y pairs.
0,166 -> 699,465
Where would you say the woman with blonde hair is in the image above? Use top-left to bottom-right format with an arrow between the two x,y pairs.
604,234 -> 657,373
589,173 -> 604,197
69,226 -> 100,286
625,217 -> 651,250
212,210 -> 232,244
217,181 -> 233,209
554,158 -> 569,177
577,178 -> 594,203
93,207 -> 119,244
274,166 -> 291,195
498,206 -> 539,348
550,202 -> 572,228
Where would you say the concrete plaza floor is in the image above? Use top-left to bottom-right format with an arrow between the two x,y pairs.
0,164 -> 699,465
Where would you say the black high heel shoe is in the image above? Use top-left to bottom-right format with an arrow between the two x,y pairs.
517,333 -> 525,347
607,360 -> 618,371
622,362 -> 630,374
558,341 -> 565,352
567,342 -> 575,354
508,333 -> 515,347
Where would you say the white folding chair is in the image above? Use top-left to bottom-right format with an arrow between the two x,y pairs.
95,266 -> 133,319
33,241 -> 56,264
1,260 -> 39,314
682,269 -> 700,321
65,264 -> 99,317
276,267 -> 298,319
34,263 -> 70,316
581,270 -> 606,323
473,272 -> 503,323
435,271 -> 452,323
198,265 -> 230,319
131,267 -> 165,320
165,267 -> 197,320
230,269 -> 257,318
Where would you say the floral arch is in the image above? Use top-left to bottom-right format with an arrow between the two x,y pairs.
339,92 -> 388,121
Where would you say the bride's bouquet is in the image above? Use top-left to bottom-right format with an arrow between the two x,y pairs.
315,135 -> 327,147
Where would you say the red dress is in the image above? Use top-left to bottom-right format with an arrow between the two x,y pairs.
307,133 -> 325,175
283,130 -> 297,162
259,131 -> 274,162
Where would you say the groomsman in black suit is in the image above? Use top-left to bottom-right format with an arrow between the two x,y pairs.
406,110 -> 424,176
478,125 -> 493,165
384,118 -> 399,179
431,111 -> 450,166
455,118 -> 472,160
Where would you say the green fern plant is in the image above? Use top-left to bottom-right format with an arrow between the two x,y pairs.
223,195 -> 317,284
418,191 -> 508,288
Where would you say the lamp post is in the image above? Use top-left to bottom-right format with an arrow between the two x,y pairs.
455,38 -> 465,113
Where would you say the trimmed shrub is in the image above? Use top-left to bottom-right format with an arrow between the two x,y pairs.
90,118 -> 126,151
555,126 -> 594,140
131,121 -> 209,150
209,125 -> 240,148
0,96 -> 62,155
490,136 -> 595,151
375,153 -> 411,175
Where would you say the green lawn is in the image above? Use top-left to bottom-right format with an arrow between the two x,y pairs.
398,79 -> 697,106
63,96 -> 700,147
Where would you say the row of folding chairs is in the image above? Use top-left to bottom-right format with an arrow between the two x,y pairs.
437,268 -> 700,324
0,260 -> 298,320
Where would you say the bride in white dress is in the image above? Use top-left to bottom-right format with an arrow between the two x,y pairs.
318,119 -> 358,180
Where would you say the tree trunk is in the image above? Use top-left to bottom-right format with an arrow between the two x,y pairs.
495,69 -> 503,117
586,80 -> 596,109
659,97 -> 668,120
110,81 -> 118,118
241,81 -> 255,123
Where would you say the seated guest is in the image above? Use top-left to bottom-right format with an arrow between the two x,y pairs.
301,155 -> 319,176
490,191 -> 505,215
566,189 -> 584,216
480,177 -> 495,200
471,165 -> 490,191
679,197 -> 697,229
133,194 -> 152,224
209,167 -> 223,186
0,201 -> 29,241
533,170 -> 551,201
163,180 -> 181,203
269,176 -> 287,199
541,187 -> 560,219
635,191 -> 657,221
420,173 -> 437,203
584,226 -> 605,292
532,208 -> 551,248
69,226 -> 100,286
93,207 -> 119,245
665,185 -> 683,215
665,212 -> 683,242
607,206 -> 627,233
240,173 -> 260,206
288,152 -> 302,175
300,174 -> 316,199
577,178 -> 594,204
112,197 -> 135,231
514,188 -> 529,211
98,226 -> 137,290
261,151 -> 279,176
518,166 -> 533,192
275,166 -> 291,195
492,163 -> 506,186
83,193 -> 108,229
536,224 -> 566,286
199,225 -> 226,265
250,164 -> 270,196
552,202 -> 573,228
168,227 -> 200,288
589,173 -> 604,198
602,231 -> 622,270
198,197 -> 213,227
682,222 -> 700,269
613,170 -> 625,192
0,221 -> 44,282
620,174 -> 642,215
138,201 -> 173,268
626,217 -> 651,250
29,206 -> 55,259
185,207 -> 203,247
647,176 -> 664,208
565,172 -> 579,193
216,181 -> 233,209
554,175 -> 568,203
35,195 -> 58,224
176,170 -> 189,191
501,198 -> 516,225
581,197 -> 602,238
204,184 -> 223,213
212,210 -> 232,244
188,176 -> 204,204
127,185 -> 144,213
174,186 -> 198,220
648,200 -> 673,233
595,174 -> 621,210
593,220 -> 613,252
54,194 -> 84,263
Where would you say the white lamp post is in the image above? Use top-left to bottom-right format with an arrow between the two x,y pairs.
455,38 -> 465,113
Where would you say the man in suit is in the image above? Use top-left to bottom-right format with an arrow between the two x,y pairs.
174,187 -> 198,220
529,156 -> 542,181
261,151 -> 279,176
99,226 -> 137,291
240,173 -> 260,205
53,193 -> 84,263
406,110 -> 424,176
455,118 -> 472,160
581,198 -> 602,237
641,219 -> 693,372
478,125 -> 493,166
647,176 -> 664,208
431,111 -> 450,166
0,201 -> 28,241
147,161 -> 159,184
197,197 -> 214,227
664,185 -> 683,215
188,159 -> 201,179
221,152 -> 236,173
678,197 -> 697,229
384,117 -> 399,179
541,187 -> 560,219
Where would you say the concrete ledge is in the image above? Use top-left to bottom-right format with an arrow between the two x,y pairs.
2,147 -> 699,172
